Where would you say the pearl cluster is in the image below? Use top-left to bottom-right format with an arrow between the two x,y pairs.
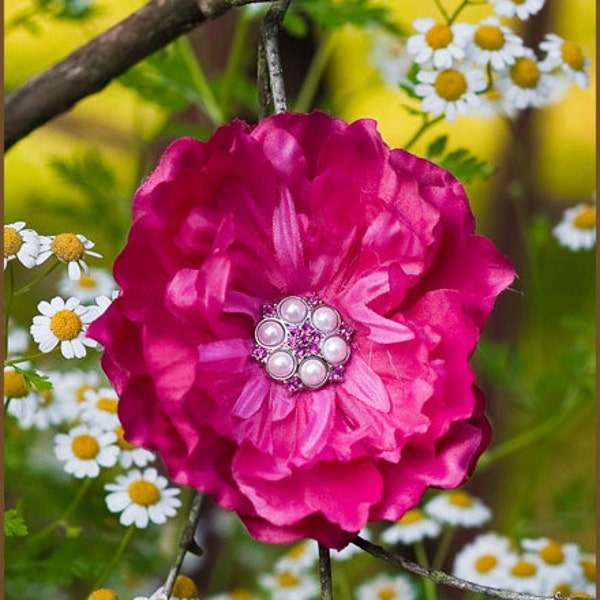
252,294 -> 354,393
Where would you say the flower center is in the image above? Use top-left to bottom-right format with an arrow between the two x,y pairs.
512,0 -> 526,4
510,560 -> 537,578
448,490 -> 473,507
128,480 -> 160,506
78,273 -> 98,288
474,25 -> 505,51
552,584 -> 572,596
77,383 -> 96,403
96,397 -> 119,414
399,508 -> 425,525
4,371 -> 28,399
277,572 -> 299,588
434,69 -> 467,101
287,542 -> 309,559
230,591 -> 253,600
510,57 -> 540,88
425,23 -> 454,49
88,589 -> 119,600
581,559 -> 595,582
172,574 -> 198,598
252,294 -> 353,393
50,233 -> 85,262
377,588 -> 397,600
485,88 -> 503,102
71,434 -> 100,460
50,310 -> 82,341
475,555 -> 498,573
40,390 -> 53,407
561,41 -> 586,70
573,206 -> 596,230
4,227 -> 23,257
539,541 -> 564,565
115,426 -> 136,450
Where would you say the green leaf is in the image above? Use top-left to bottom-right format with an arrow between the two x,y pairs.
290,0 -> 393,31
283,11 -> 309,37
427,134 -> 448,158
5,508 -> 28,537
12,367 -> 52,393
438,147 -> 496,183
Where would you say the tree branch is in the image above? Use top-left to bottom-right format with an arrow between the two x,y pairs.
352,536 -> 590,600
4,0 -> 269,151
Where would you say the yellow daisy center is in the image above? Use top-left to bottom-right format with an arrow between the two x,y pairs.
510,559 -> 537,578
128,479 -> 161,506
425,24 -> 454,50
287,543 -> 308,559
474,25 -> 505,51
277,572 -> 300,588
434,69 -> 467,101
39,389 -> 53,407
50,233 -> 85,262
475,554 -> 498,573
448,490 -> 473,507
96,397 -> 119,414
115,426 -> 136,451
71,434 -> 100,460
50,310 -> 82,341
377,587 -> 397,600
4,371 -> 28,399
512,0 -> 526,4
581,559 -> 595,582
4,227 -> 23,257
76,383 -> 96,403
552,583 -> 572,596
573,206 -> 596,230
88,589 -> 119,600
485,88 -> 503,102
539,541 -> 564,565
572,594 -> 592,598
78,273 -> 98,288
399,508 -> 425,524
510,57 -> 540,88
172,574 -> 198,598
230,590 -> 253,600
561,41 -> 586,70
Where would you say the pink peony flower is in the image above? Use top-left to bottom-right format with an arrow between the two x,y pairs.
89,112 -> 515,549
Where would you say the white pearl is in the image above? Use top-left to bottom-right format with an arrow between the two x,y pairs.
298,357 -> 328,388
312,305 -> 339,333
266,350 -> 296,380
278,296 -> 308,323
321,335 -> 350,365
255,319 -> 285,348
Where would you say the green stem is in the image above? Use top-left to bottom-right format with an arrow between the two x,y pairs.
176,37 -> 225,126
415,541 -> 437,600
27,478 -> 93,547
433,0 -> 450,23
90,524 -> 135,591
5,263 -> 15,355
404,115 -> 444,151
448,0 -> 470,24
220,12 -> 251,118
5,351 -> 54,366
13,261 -> 61,296
294,32 -> 336,113
431,526 -> 455,571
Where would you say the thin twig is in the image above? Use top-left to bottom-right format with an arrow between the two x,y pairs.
4,0 -> 270,150
352,536 -> 592,600
318,542 -> 334,600
259,0 -> 291,114
162,492 -> 205,598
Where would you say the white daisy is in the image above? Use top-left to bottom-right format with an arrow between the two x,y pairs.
453,532 -> 517,588
30,296 -> 98,359
36,232 -> 102,280
206,591 -> 258,600
14,371 -> 70,430
4,366 -> 42,422
133,574 -> 200,600
381,508 -> 442,546
470,86 -> 519,119
356,573 -> 416,600
58,268 -> 116,302
55,424 -> 119,478
105,467 -> 181,528
275,540 -> 318,574
4,221 -> 40,269
114,425 -> 155,469
415,65 -> 486,122
7,322 -> 31,356
259,570 -> 319,600
88,291 -> 119,322
489,0 -> 545,21
468,17 -> 525,71
424,490 -> 491,527
553,203 -> 596,251
540,33 -> 590,88
503,553 -> 547,594
80,386 -> 121,429
495,48 -> 555,111
407,18 -> 473,69
573,553 -> 596,596
369,31 -> 413,88
53,369 -> 101,421
332,527 -> 371,561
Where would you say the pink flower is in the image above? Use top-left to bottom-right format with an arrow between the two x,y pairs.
89,112 -> 515,549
